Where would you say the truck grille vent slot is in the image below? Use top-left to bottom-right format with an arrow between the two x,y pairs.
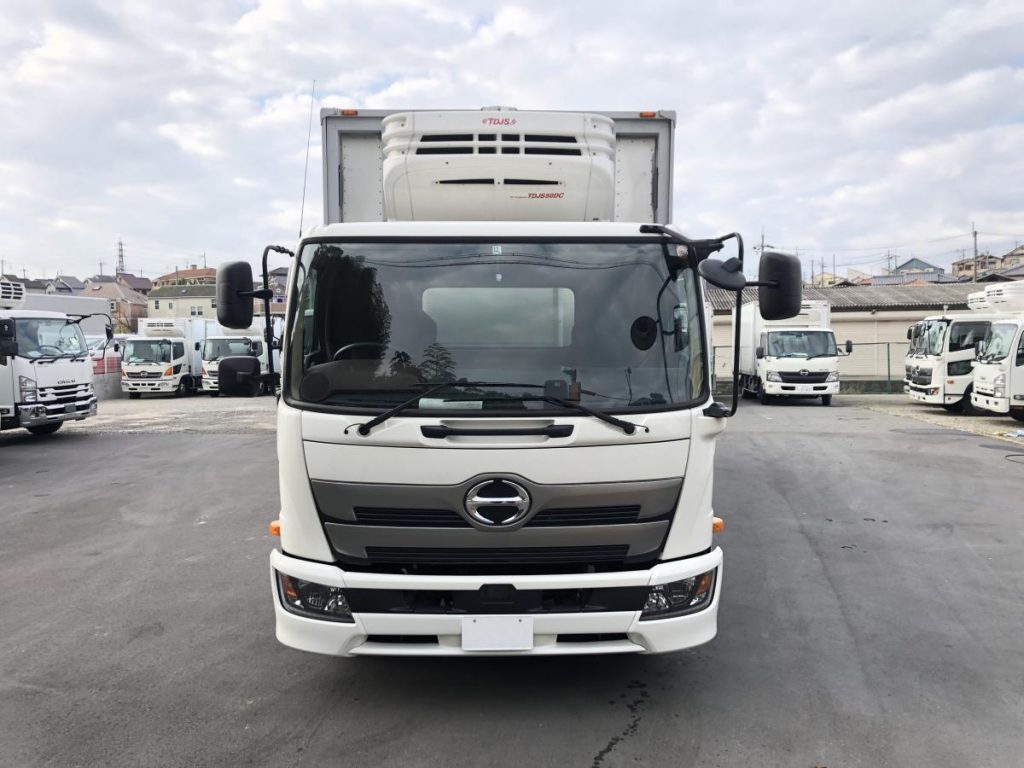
364,545 -> 629,566
365,635 -> 439,645
527,506 -> 642,526
503,178 -> 560,185
524,147 -> 582,156
524,134 -> 578,143
437,178 -> 494,185
419,134 -> 474,142
353,508 -> 468,528
778,371 -> 830,384
415,146 -> 473,155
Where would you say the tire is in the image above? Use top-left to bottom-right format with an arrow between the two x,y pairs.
208,391 -> 219,397
942,402 -> 963,413
174,380 -> 185,398
27,422 -> 62,436
759,386 -> 772,405
1011,411 -> 1024,423
740,376 -> 755,400
960,387 -> 979,416
129,393 -> 141,400
821,395 -> 833,406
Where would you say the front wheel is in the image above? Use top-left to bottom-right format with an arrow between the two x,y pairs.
128,393 -> 141,400
759,386 -> 772,405
27,422 -> 62,436
1011,411 -> 1024,423
960,387 -> 979,416
740,376 -> 756,400
821,394 -> 833,406
208,391 -> 219,397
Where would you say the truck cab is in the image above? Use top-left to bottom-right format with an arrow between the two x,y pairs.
121,318 -> 214,398
201,335 -> 269,395
969,284 -> 1024,421
1,280 -> 99,435
216,108 -> 801,657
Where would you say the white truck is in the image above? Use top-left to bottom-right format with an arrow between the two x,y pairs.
970,283 -> 1024,422
201,326 -> 281,396
215,107 -> 801,657
1,279 -> 101,435
735,299 -> 849,405
121,317 -> 219,398
904,292 -> 1001,413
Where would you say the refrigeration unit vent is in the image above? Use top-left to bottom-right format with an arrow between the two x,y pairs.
0,278 -> 26,310
381,110 -> 616,222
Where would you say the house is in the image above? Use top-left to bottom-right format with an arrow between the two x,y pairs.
1,274 -> 48,293
147,284 -> 217,319
1000,246 -> 1024,270
892,257 -> 943,276
116,272 -> 153,295
46,275 -> 85,294
870,272 -> 960,286
951,253 -> 1002,280
153,266 -> 216,288
253,266 -> 289,316
82,280 -> 148,332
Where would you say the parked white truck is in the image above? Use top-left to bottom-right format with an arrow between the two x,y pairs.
1,279 -> 101,435
904,292 -> 1001,413
121,317 -> 219,398
970,283 -> 1024,422
216,107 -> 801,657
201,326 -> 280,396
735,299 -> 849,405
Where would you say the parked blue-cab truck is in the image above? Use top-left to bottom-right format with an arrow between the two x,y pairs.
215,108 -> 802,656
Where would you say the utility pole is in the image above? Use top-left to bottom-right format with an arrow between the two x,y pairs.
202,251 -> 207,269
972,221 -> 979,282
117,239 -> 125,274
832,254 -> 836,285
98,260 -> 105,276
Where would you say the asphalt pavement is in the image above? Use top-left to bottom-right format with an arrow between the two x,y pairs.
1,398 -> 1022,767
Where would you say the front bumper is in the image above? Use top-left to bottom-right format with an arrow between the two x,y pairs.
905,382 -> 964,405
19,399 -> 97,427
121,377 -> 176,393
202,376 -> 218,391
971,392 -> 1009,414
270,547 -> 722,657
763,381 -> 839,397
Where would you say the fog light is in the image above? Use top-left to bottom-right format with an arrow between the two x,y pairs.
640,569 -> 716,620
276,571 -> 353,623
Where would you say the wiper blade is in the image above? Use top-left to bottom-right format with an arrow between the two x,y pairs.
353,381 -> 541,435
517,395 -> 645,435
806,353 -> 837,359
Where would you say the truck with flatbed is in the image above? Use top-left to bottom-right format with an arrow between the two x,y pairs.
215,107 -> 801,657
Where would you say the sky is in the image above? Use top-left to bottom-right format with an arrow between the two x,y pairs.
1,0 -> 1023,282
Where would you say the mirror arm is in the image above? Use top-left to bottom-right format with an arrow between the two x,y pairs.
255,244 -> 294,389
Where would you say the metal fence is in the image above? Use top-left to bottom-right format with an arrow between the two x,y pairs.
713,341 -> 909,387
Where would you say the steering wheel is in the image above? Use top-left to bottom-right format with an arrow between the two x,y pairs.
332,342 -> 387,361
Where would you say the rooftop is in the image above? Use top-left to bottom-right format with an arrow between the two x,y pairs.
705,283 -> 983,313
149,284 -> 216,298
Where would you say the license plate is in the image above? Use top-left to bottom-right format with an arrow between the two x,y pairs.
461,616 -> 534,651
64,404 -> 76,414
797,385 -> 814,394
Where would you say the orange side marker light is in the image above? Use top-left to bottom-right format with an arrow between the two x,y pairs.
712,516 -> 724,533
268,519 -> 281,537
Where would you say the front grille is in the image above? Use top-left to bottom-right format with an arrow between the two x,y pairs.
353,507 -> 466,528
414,132 -> 582,156
905,367 -> 932,386
350,505 -> 644,528
344,585 -> 648,614
778,371 -> 830,384
365,635 -> 438,645
37,383 -> 92,405
126,371 -> 163,379
364,545 -> 629,567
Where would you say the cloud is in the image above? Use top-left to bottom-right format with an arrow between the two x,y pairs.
0,0 -> 1022,281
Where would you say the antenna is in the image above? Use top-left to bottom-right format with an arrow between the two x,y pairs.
298,79 -> 317,237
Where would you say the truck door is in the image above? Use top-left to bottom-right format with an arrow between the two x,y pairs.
1014,329 -> 1024,405
173,341 -> 185,375
0,336 -> 13,421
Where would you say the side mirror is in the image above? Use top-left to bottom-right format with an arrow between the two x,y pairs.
0,318 -> 16,361
845,340 -> 853,354
217,262 -> 255,329
906,327 -> 912,340
105,325 -> 114,341
698,256 -> 746,291
113,343 -> 121,353
757,251 -> 802,320
755,346 -> 764,360
672,308 -> 686,352
218,356 -> 261,396
194,341 -> 200,351
975,340 -> 985,357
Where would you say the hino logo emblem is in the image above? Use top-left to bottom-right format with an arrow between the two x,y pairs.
799,369 -> 810,377
464,479 -> 531,527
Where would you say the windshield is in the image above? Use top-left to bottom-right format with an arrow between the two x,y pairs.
981,323 -> 1019,362
124,339 -> 171,364
203,338 -> 259,361
766,330 -> 837,358
287,240 -> 707,412
919,319 -> 947,355
907,322 -> 925,355
14,318 -> 88,359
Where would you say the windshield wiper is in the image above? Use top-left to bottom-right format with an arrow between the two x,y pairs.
515,395 -> 644,435
806,352 -> 837,359
353,381 -> 542,435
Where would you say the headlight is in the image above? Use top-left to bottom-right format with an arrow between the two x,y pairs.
18,375 -> 37,402
640,569 -> 716,620
826,371 -> 839,382
276,571 -> 353,623
766,371 -> 782,382
947,360 -> 973,376
994,373 -> 1006,398
163,367 -> 173,377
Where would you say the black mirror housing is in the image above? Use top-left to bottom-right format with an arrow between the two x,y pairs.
217,261 -> 255,329
758,251 -> 802,320
113,343 -> 120,353
975,340 -> 985,356
0,318 -> 16,360
906,327 -> 912,340
698,256 -> 746,292
845,340 -> 853,354
218,356 -> 261,396
755,346 -> 764,360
